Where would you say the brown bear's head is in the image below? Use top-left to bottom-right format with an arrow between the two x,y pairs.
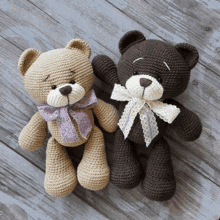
18,39 -> 93,107
117,30 -> 199,100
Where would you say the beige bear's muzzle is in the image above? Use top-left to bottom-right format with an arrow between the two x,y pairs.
47,83 -> 85,107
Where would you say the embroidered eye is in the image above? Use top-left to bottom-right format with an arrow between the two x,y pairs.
69,70 -> 75,74
133,71 -> 138,75
51,85 -> 57,90
69,80 -> 76,84
157,76 -> 162,83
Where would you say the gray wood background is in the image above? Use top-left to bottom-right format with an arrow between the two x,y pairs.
0,0 -> 220,219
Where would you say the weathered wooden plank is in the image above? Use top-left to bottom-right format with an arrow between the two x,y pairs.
0,0 -> 220,219
69,141 -> 220,220
2,0 -> 219,110
13,0 -> 219,116
65,136 -> 220,220
2,130 -> 220,220
105,0 -> 220,74
0,0 -> 159,61
22,0 -> 220,79
0,142 -> 109,220
1,38 -> 219,219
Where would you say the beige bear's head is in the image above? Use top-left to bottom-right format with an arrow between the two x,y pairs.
18,39 -> 93,107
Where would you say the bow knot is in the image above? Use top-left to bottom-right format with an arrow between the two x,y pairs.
38,90 -> 97,143
111,84 -> 180,147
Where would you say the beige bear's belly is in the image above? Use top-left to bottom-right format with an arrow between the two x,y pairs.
48,109 -> 94,147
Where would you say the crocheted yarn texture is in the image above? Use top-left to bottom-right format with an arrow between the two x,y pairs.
18,39 -> 118,197
92,30 -> 202,201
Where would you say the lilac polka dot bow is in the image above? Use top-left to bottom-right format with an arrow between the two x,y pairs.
38,90 -> 97,143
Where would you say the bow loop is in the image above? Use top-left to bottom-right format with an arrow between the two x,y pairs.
111,84 -> 133,101
37,105 -> 60,122
148,101 -> 180,123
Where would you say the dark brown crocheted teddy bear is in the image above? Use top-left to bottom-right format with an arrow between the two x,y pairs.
92,30 -> 202,201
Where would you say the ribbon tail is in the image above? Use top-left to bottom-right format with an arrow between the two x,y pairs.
57,107 -> 78,142
118,98 -> 145,139
139,106 -> 159,147
69,109 -> 92,139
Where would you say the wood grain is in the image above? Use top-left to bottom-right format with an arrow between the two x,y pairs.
0,0 -> 220,219
109,0 -> 220,73
0,142 -> 109,220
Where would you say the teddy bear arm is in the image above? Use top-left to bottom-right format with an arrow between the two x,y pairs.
18,112 -> 47,151
92,55 -> 120,87
164,99 -> 202,141
93,98 -> 119,133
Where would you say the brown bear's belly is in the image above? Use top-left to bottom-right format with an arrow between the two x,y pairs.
48,108 -> 94,147
119,102 -> 168,145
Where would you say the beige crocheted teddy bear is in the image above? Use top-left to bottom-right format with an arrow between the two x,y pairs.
18,39 -> 118,197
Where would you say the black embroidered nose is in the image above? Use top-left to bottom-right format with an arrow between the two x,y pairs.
59,86 -> 72,96
140,78 -> 152,87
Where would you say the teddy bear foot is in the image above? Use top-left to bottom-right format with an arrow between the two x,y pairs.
142,177 -> 176,202
111,166 -> 143,189
44,173 -> 77,198
44,137 -> 77,197
142,137 -> 176,201
77,166 -> 109,191
77,126 -> 110,190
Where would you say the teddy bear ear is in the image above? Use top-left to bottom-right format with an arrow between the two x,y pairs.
119,30 -> 146,55
18,48 -> 41,76
66,39 -> 91,58
175,43 -> 199,70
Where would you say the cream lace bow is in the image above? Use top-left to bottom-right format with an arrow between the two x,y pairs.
111,84 -> 181,147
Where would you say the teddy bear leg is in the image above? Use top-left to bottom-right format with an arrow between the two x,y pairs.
77,126 -> 109,190
44,137 -> 77,197
111,129 -> 143,189
142,137 -> 176,201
